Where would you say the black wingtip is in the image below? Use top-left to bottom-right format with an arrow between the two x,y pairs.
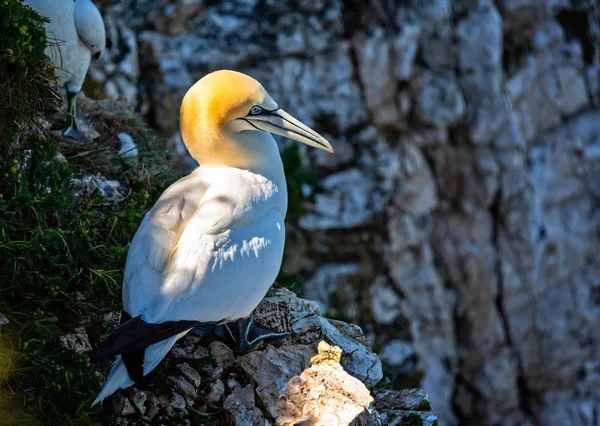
122,349 -> 145,383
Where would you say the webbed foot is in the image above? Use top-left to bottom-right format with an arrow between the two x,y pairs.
215,316 -> 288,354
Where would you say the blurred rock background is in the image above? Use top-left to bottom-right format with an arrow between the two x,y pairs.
87,1 -> 600,425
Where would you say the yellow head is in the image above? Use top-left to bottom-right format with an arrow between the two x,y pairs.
180,70 -> 332,167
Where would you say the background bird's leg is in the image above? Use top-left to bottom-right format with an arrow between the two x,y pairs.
62,91 -> 86,141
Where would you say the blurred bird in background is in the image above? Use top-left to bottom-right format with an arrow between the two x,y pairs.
24,0 -> 108,140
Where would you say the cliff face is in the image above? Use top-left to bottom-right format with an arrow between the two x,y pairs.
90,1 -> 600,425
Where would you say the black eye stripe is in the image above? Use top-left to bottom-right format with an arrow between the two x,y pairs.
247,106 -> 278,116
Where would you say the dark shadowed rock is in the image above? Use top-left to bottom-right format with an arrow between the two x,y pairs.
224,385 -> 268,426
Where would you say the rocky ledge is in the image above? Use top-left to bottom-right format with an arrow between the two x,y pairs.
94,289 -> 437,425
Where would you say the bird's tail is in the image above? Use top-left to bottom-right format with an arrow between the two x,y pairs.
92,331 -> 189,406
92,355 -> 134,406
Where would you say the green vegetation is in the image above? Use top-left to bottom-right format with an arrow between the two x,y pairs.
311,110 -> 340,137
0,13 -> 181,415
280,143 -> 321,223
0,0 -> 59,149
400,413 -> 426,426
0,125 -> 178,424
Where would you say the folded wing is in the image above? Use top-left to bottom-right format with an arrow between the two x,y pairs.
91,169 -> 285,393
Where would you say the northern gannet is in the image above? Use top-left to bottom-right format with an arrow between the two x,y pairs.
91,70 -> 333,404
24,0 -> 107,140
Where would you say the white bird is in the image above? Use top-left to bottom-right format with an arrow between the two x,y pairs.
91,70 -> 333,404
24,0 -> 107,140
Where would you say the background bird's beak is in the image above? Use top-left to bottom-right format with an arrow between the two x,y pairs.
246,109 -> 333,153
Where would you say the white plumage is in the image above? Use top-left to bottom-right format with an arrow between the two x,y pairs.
92,70 -> 333,405
94,165 -> 286,404
124,165 -> 287,323
25,0 -> 105,92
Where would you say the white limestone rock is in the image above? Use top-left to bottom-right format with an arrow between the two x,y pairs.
117,132 -> 138,158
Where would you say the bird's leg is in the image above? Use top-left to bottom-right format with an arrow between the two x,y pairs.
62,91 -> 86,141
190,317 -> 287,353
244,316 -> 288,349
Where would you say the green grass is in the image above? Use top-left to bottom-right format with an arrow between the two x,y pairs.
0,129 -> 178,424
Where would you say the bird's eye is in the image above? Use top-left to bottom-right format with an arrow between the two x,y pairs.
249,106 -> 263,115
